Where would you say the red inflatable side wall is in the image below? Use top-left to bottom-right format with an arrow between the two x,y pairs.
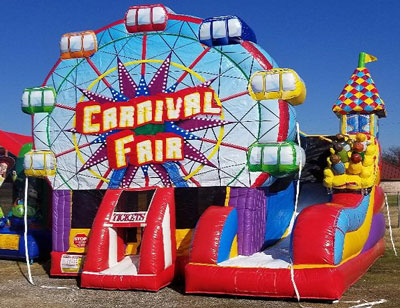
185,239 -> 384,300
139,188 -> 176,274
81,188 -> 176,291
50,251 -> 85,276
83,190 -> 121,273
373,186 -> 384,214
190,206 -> 236,264
292,193 -> 364,265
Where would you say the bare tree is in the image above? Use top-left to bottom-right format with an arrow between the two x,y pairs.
382,146 -> 400,165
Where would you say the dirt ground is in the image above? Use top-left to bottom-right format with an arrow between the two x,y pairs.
0,192 -> 398,308
0,231 -> 398,308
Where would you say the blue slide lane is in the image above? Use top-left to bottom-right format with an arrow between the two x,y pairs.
264,182 -> 295,247
217,208 -> 238,263
333,194 -> 370,264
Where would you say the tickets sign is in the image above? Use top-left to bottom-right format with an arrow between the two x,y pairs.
110,211 -> 147,224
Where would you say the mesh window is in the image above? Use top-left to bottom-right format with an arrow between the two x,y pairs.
125,227 -> 140,243
114,190 -> 155,212
71,190 -> 106,228
175,187 -> 226,229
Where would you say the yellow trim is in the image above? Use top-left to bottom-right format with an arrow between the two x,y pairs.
293,250 -> 359,269
188,262 -> 219,267
73,59 -> 224,182
188,245 -> 366,270
229,235 -> 238,258
43,152 -> 47,171
0,234 -> 20,250
293,231 -> 377,269
125,241 -> 140,255
187,260 -> 352,270
175,228 -> 193,257
341,114 -> 347,134
125,228 -> 142,255
280,226 -> 290,239
342,187 -> 375,260
299,131 -> 330,138
67,228 -> 90,253
370,114 -> 375,135
224,187 -> 231,207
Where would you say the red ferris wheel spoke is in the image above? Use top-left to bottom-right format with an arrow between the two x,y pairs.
220,90 -> 249,103
55,103 -> 75,111
96,167 -> 112,189
241,41 -> 273,70
86,57 -> 113,88
55,142 -> 91,158
168,14 -> 202,24
200,137 -> 248,152
176,47 -> 211,85
42,58 -> 62,87
141,34 -> 147,76
177,162 -> 201,187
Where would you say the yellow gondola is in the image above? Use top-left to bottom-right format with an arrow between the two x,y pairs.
248,68 -> 306,105
24,150 -> 56,177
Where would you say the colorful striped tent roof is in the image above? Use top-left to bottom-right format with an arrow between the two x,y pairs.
332,53 -> 386,117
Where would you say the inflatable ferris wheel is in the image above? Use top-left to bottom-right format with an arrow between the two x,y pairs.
22,4 -> 305,191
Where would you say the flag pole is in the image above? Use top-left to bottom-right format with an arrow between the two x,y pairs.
358,52 -> 366,68
358,52 -> 377,68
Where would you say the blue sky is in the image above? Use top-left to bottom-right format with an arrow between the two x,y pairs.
1,0 -> 399,149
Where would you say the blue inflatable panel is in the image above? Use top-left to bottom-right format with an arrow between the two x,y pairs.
264,182 -> 295,247
217,208 -> 238,263
334,194 -> 370,264
0,226 -> 51,261
199,16 -> 256,47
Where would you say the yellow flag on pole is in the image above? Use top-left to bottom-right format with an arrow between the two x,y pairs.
364,53 -> 378,64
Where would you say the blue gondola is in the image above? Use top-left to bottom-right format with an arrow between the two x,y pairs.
199,15 -> 257,47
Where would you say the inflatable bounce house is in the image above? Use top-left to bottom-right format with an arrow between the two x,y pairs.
21,4 -> 386,300
0,131 -> 51,262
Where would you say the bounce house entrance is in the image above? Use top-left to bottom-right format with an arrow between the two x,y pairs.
81,188 -> 176,290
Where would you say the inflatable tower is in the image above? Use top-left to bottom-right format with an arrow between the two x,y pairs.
325,52 -> 386,190
288,52 -> 386,299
